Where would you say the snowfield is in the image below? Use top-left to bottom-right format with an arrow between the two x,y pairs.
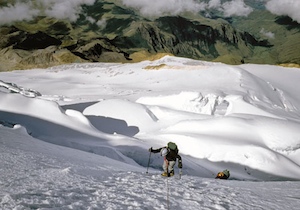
1,56 -> 300,209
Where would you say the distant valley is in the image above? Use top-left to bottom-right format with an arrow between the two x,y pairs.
0,0 -> 299,71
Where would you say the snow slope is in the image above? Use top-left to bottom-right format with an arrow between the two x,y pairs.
1,56 -> 300,209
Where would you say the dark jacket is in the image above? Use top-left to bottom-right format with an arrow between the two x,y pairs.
152,147 -> 182,162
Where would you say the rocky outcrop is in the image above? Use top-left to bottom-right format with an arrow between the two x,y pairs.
12,31 -> 62,50
113,16 -> 271,63
0,26 -> 131,71
72,39 -> 131,62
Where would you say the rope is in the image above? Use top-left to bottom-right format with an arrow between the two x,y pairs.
165,157 -> 170,210
166,177 -> 170,210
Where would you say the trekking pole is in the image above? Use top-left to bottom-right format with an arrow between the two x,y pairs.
179,168 -> 182,179
146,147 -> 152,174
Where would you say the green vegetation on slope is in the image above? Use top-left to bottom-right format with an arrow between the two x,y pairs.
0,0 -> 299,71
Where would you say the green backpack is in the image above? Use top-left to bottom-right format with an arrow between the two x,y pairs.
223,169 -> 230,178
167,142 -> 178,152
216,169 -> 230,179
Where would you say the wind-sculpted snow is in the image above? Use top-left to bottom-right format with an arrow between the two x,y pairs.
1,56 -> 300,209
239,68 -> 298,116
137,92 -> 226,115
0,80 -> 41,98
0,92 -> 137,165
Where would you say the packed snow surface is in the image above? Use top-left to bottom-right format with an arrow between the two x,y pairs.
1,56 -> 300,209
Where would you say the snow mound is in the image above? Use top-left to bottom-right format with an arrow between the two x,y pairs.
0,92 -> 100,136
65,109 -> 95,128
83,99 -> 159,133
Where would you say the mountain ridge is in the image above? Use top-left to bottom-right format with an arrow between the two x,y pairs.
0,0 -> 299,71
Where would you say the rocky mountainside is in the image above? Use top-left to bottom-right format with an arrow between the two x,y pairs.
0,0 -> 299,71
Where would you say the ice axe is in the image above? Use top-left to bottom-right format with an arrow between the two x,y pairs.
146,147 -> 152,174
